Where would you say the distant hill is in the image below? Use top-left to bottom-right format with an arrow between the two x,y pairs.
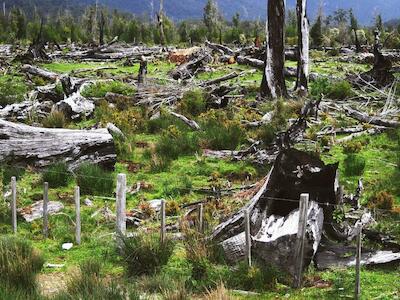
5,0 -> 400,25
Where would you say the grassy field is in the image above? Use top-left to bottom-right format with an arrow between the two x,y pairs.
0,53 -> 399,299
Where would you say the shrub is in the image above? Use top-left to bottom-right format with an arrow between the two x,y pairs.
0,236 -> 44,291
327,81 -> 354,100
42,162 -> 71,188
156,126 -> 200,161
368,191 -> 395,210
178,89 -> 207,117
257,100 -> 292,145
344,154 -> 366,176
343,141 -> 363,154
120,233 -> 175,277
1,165 -> 25,187
311,78 -> 354,100
0,75 -> 27,107
94,100 -> 145,134
166,200 -> 180,216
200,111 -> 245,150
42,111 -> 68,128
75,163 -> 114,196
81,81 -> 136,98
56,259 -> 139,300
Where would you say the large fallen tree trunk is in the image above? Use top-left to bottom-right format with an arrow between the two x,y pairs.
170,50 -> 212,80
21,64 -> 59,81
0,119 -> 116,170
344,107 -> 400,128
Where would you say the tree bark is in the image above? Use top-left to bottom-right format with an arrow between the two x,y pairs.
260,0 -> 288,99
295,0 -> 309,92
0,119 -> 116,170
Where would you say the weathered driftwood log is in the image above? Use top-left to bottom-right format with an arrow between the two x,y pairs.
170,50 -> 212,80
0,100 -> 53,121
18,201 -> 64,222
168,110 -> 201,131
344,107 -> 400,128
82,36 -> 119,58
21,64 -> 59,81
55,93 -> 95,120
236,56 -> 297,78
201,72 -> 239,87
0,119 -> 116,170
315,241 -> 400,270
205,41 -> 235,56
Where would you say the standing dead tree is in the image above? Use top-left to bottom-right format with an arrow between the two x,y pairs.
157,0 -> 166,46
260,0 -> 288,99
295,0 -> 309,92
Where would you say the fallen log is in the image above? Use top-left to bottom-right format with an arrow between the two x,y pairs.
315,241 -> 400,270
201,72 -> 239,87
205,41 -> 235,56
170,50 -> 212,80
168,110 -> 201,131
21,64 -> 59,81
55,93 -> 95,120
0,119 -> 116,170
344,107 -> 400,128
0,100 -> 53,121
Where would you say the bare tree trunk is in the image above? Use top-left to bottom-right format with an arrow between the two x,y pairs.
295,0 -> 309,92
354,29 -> 361,53
158,0 -> 166,46
260,0 -> 288,99
99,10 -> 105,46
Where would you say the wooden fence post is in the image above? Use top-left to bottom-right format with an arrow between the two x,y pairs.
294,193 -> 309,288
198,203 -> 204,233
75,186 -> 81,245
160,199 -> 166,244
11,177 -> 17,234
43,182 -> 49,238
244,208 -> 252,267
116,174 -> 127,236
355,229 -> 362,300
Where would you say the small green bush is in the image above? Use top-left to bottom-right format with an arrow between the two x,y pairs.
81,81 -> 136,98
178,89 -> 207,117
75,163 -> 114,196
55,259 -> 139,300
368,191 -> 395,210
1,165 -> 25,187
344,154 -> 366,176
0,236 -> 44,291
327,81 -> 354,100
0,75 -> 27,107
156,126 -> 200,161
42,162 -> 71,188
343,141 -> 363,154
120,233 -> 175,277
42,111 -> 68,128
311,78 -> 354,100
200,111 -> 245,150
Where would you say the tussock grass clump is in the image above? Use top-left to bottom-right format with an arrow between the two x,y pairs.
368,191 -> 395,210
120,233 -> 175,277
178,89 -> 207,117
226,261 -> 280,292
42,111 -> 68,128
344,154 -> 366,176
343,141 -> 363,154
200,110 -> 245,150
82,81 -> 136,98
42,162 -> 71,188
75,163 -> 114,196
1,164 -> 25,187
0,236 -> 44,292
55,259 -> 139,300
156,125 -> 200,161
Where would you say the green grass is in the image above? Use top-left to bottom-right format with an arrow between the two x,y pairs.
0,74 -> 28,106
